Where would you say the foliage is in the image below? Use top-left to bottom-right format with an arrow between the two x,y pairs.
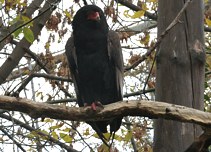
0,0 -> 210,151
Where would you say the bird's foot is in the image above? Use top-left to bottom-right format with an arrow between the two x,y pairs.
84,102 -> 104,111
91,101 -> 104,111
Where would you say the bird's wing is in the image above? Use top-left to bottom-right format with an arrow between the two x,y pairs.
65,36 -> 84,106
108,30 -> 124,100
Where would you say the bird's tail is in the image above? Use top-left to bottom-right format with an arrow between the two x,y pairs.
87,121 -> 110,147
109,117 -> 122,133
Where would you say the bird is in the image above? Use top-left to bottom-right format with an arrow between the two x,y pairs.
65,4 -> 123,142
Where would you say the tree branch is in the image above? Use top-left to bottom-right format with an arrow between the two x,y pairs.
0,0 -> 60,85
0,95 -> 211,127
0,127 -> 26,152
0,113 -> 79,152
115,0 -> 157,20
124,0 -> 192,71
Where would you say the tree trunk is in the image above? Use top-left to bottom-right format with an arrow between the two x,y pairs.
154,0 -> 205,151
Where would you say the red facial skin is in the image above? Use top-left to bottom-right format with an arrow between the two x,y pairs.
87,11 -> 100,20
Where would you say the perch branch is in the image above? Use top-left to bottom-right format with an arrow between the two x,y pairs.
0,96 -> 210,127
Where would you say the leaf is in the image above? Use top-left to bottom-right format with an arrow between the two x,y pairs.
83,128 -> 90,136
123,10 -> 130,18
64,10 -> 71,18
62,128 -> 71,132
60,133 -> 72,143
23,27 -> 34,43
148,0 -> 157,2
124,130 -> 133,142
131,11 -> 145,19
113,134 -> 122,141
13,28 -> 23,38
141,3 -> 148,11
44,118 -> 54,123
21,15 -> 33,26
51,131 -> 58,140
206,18 -> 211,27
49,125 -> 62,130
0,0 -> 4,4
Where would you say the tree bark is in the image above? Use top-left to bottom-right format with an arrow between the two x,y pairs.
0,96 -> 211,127
154,0 -> 205,151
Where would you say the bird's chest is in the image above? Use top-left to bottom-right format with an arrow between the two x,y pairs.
74,29 -> 110,80
76,46 -> 109,76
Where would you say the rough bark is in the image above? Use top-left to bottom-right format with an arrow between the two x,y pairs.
0,96 -> 210,127
154,0 -> 205,151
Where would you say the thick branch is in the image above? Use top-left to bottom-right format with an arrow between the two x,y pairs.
0,96 -> 211,127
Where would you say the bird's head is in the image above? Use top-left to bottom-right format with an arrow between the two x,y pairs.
72,5 -> 108,32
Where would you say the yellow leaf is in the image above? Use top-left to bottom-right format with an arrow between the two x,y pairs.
64,10 -> 71,18
123,10 -> 130,18
141,3 -> 148,11
131,10 -> 145,19
206,19 -> 211,27
148,0 -> 157,2
83,128 -> 90,136
206,55 -> 211,68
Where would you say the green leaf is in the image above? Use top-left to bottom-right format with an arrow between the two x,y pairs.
21,15 -> 33,26
44,118 -> 54,123
124,130 -> 133,142
49,125 -> 62,130
13,28 -> 23,38
23,27 -> 34,43
51,131 -> 58,140
62,128 -> 71,132
60,133 -> 72,143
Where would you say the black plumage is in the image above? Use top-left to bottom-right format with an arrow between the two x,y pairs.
65,5 -> 123,136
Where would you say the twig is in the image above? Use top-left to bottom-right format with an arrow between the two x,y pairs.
0,127 -> 26,152
0,113 -> 79,152
124,117 -> 138,152
0,7 -> 51,43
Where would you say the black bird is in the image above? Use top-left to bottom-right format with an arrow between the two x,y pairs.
65,5 -> 123,139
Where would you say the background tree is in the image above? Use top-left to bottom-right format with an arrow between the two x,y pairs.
154,0 -> 205,151
0,0 -> 210,151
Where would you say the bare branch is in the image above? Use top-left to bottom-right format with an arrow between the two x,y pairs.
0,113 -> 79,152
0,127 -> 26,152
0,0 -> 61,85
0,96 -> 210,127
